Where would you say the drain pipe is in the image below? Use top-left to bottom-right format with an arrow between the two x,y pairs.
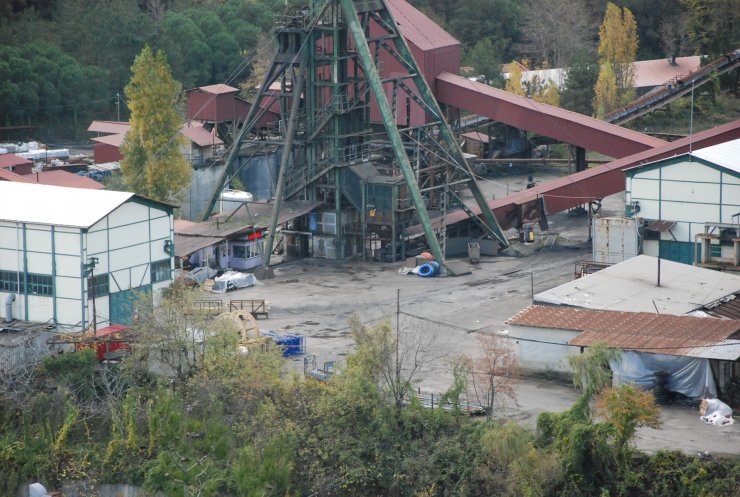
5,294 -> 15,322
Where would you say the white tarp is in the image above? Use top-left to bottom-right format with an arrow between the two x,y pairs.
610,351 -> 717,398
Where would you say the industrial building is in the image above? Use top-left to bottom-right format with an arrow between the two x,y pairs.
625,139 -> 740,269
0,182 -> 175,330
506,305 -> 740,399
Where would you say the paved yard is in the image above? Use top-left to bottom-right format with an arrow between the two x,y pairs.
221,174 -> 740,456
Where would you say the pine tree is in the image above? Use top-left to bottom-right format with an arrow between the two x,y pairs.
120,45 -> 190,203
596,2 -> 638,112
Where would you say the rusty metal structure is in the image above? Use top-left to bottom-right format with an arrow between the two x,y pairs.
203,0 -> 508,272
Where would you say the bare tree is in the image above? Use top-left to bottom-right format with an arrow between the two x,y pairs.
348,311 -> 441,409
520,0 -> 597,69
465,333 -> 520,420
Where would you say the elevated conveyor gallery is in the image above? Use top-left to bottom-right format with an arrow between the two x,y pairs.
435,72 -> 666,159
408,120 -> 740,234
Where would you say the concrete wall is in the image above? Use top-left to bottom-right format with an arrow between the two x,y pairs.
505,324 -> 581,373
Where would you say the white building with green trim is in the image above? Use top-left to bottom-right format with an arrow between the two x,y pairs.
0,182 -> 174,330
625,139 -> 740,267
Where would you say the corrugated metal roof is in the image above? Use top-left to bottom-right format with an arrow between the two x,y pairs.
180,122 -> 224,147
701,292 -> 740,320
87,121 -> 131,134
386,0 -> 459,51
646,220 -> 676,232
0,168 -> 34,183
196,84 -> 239,95
508,305 -> 740,359
534,255 -> 740,315
91,133 -> 126,148
26,170 -> 104,190
406,119 -> 740,234
691,138 -> 740,174
461,131 -> 491,143
436,72 -> 666,159
0,154 -> 32,168
0,182 -> 134,228
633,56 -> 702,88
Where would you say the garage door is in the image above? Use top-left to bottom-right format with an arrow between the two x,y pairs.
109,285 -> 152,325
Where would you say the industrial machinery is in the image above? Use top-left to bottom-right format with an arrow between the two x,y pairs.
203,0 -> 508,273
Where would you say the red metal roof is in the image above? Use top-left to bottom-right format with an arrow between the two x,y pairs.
0,154 -> 32,168
180,122 -> 224,147
407,119 -> 740,234
0,168 -> 34,183
461,131 -> 490,143
26,170 -> 105,190
87,121 -> 131,134
633,56 -> 701,88
508,305 -> 740,357
436,72 -> 666,159
386,0 -> 459,51
91,133 -> 126,147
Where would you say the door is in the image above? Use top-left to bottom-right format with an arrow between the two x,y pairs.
109,285 -> 152,325
659,241 -> 694,265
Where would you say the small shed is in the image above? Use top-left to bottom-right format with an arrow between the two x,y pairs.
506,305 -> 740,399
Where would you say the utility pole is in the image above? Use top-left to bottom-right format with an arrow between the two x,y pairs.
83,257 -> 99,334
116,93 -> 121,122
396,288 -> 401,408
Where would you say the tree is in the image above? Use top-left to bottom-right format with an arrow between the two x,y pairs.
466,333 -> 519,420
561,49 -> 599,115
681,0 -> 739,57
524,73 -> 561,106
595,384 -> 661,457
597,2 -> 638,109
505,60 -> 526,96
120,45 -> 190,203
520,0 -> 596,69
347,314 -> 434,409
466,38 -> 505,88
593,62 -> 619,118
568,342 -> 621,398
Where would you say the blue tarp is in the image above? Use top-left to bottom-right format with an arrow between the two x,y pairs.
610,351 -> 717,398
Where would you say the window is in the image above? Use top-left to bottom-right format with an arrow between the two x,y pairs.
88,273 -> 109,298
22,273 -> 53,296
232,242 -> 263,260
0,271 -> 52,295
151,259 -> 172,283
0,271 -> 19,292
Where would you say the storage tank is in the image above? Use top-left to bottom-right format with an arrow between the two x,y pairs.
219,190 -> 254,213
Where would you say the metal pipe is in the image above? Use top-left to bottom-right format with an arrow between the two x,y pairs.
4,294 -> 15,322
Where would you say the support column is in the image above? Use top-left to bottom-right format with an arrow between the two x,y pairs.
263,68 -> 306,269
341,0 -> 446,268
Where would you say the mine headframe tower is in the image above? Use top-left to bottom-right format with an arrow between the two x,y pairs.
204,0 -> 509,273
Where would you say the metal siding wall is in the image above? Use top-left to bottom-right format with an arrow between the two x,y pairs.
93,143 -> 123,163
187,91 -> 218,121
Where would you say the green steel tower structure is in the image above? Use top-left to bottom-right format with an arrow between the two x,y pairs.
204,0 -> 508,272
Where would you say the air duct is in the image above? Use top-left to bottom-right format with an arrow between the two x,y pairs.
5,293 -> 15,322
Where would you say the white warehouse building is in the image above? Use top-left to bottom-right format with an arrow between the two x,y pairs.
625,139 -> 740,268
0,182 -> 175,330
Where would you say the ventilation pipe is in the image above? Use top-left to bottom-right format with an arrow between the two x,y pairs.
5,294 -> 15,322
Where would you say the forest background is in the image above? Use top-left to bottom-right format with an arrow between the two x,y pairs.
0,0 -> 736,143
